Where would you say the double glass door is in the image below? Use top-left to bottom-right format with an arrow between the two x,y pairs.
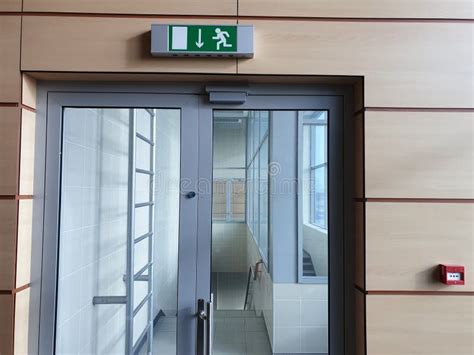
41,90 -> 344,355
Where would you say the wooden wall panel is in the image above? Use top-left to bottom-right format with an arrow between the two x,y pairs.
0,107 -> 20,195
19,110 -> 36,196
23,0 -> 237,16
237,20 -> 473,108
22,75 -> 37,110
0,295 -> 14,355
365,111 -> 474,198
0,0 -> 21,11
0,200 -> 17,290
354,202 -> 365,289
16,200 -> 33,287
367,295 -> 474,354
14,289 -> 31,355
0,16 -> 21,103
366,202 -> 474,291
21,17 -> 237,74
239,0 -> 474,19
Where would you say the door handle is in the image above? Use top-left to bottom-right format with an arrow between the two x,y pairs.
196,294 -> 214,355
207,293 -> 214,355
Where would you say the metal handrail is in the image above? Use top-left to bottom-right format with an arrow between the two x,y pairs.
243,266 -> 253,310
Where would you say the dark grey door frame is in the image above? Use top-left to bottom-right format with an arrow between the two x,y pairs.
39,92 -> 201,355
35,81 -> 354,355
197,94 -> 349,355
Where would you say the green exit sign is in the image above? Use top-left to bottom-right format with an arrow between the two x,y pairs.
151,24 -> 254,58
169,25 -> 237,53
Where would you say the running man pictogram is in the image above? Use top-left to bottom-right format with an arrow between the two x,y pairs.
212,28 -> 232,50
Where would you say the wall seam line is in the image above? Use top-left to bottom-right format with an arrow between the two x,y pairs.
3,12 -> 474,23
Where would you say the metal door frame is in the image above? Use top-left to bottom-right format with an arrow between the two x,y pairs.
38,92 -> 201,354
35,81 -> 354,355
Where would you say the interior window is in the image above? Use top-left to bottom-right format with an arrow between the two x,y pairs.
301,111 -> 329,279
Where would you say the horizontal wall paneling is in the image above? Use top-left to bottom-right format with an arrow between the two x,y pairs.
239,0 -> 474,19
365,111 -> 474,198
367,295 -> 474,354
21,17 -> 238,74
366,202 -> 474,291
23,0 -> 237,16
237,20 -> 473,108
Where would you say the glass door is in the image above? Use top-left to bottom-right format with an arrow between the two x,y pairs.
196,95 -> 345,355
41,93 -> 201,355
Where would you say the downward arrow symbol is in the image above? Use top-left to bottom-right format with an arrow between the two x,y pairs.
196,28 -> 204,48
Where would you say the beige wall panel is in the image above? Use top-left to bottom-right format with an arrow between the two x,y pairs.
0,295 -> 14,355
0,16 -> 21,103
14,289 -> 31,355
354,202 -> 365,289
16,200 -> 33,287
365,111 -> 474,198
24,0 -> 236,16
19,110 -> 36,196
0,0 -> 21,11
367,295 -> 474,354
239,0 -> 474,19
0,107 -> 20,195
366,202 -> 474,291
22,17 -> 237,74
237,20 -> 473,108
0,200 -> 17,290
21,75 -> 37,109
355,289 -> 366,355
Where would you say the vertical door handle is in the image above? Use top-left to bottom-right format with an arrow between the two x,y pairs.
206,293 -> 214,355
196,294 -> 214,355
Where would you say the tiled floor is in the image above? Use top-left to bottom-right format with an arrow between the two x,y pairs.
152,316 -> 176,355
213,272 -> 248,310
151,311 -> 272,355
214,310 -> 272,355
152,272 -> 272,354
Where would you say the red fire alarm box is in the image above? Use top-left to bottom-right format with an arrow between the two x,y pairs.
439,264 -> 465,285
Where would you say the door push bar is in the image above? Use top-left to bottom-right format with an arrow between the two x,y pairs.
197,294 -> 214,355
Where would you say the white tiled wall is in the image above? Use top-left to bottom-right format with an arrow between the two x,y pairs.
213,222 -> 248,272
56,108 -> 129,354
246,226 -> 329,354
273,283 -> 328,353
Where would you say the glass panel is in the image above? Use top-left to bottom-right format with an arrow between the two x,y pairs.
151,109 -> 181,354
56,108 -> 181,355
302,111 -> 329,280
211,109 -> 329,355
211,110 -> 271,355
57,108 -> 129,354
252,157 -> 259,245
258,137 -> 269,261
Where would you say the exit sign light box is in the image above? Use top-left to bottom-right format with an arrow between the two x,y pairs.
151,24 -> 254,58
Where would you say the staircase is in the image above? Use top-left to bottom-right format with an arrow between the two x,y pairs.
303,250 -> 316,276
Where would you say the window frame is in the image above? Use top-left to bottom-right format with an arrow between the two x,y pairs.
309,122 -> 328,230
299,111 -> 330,284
